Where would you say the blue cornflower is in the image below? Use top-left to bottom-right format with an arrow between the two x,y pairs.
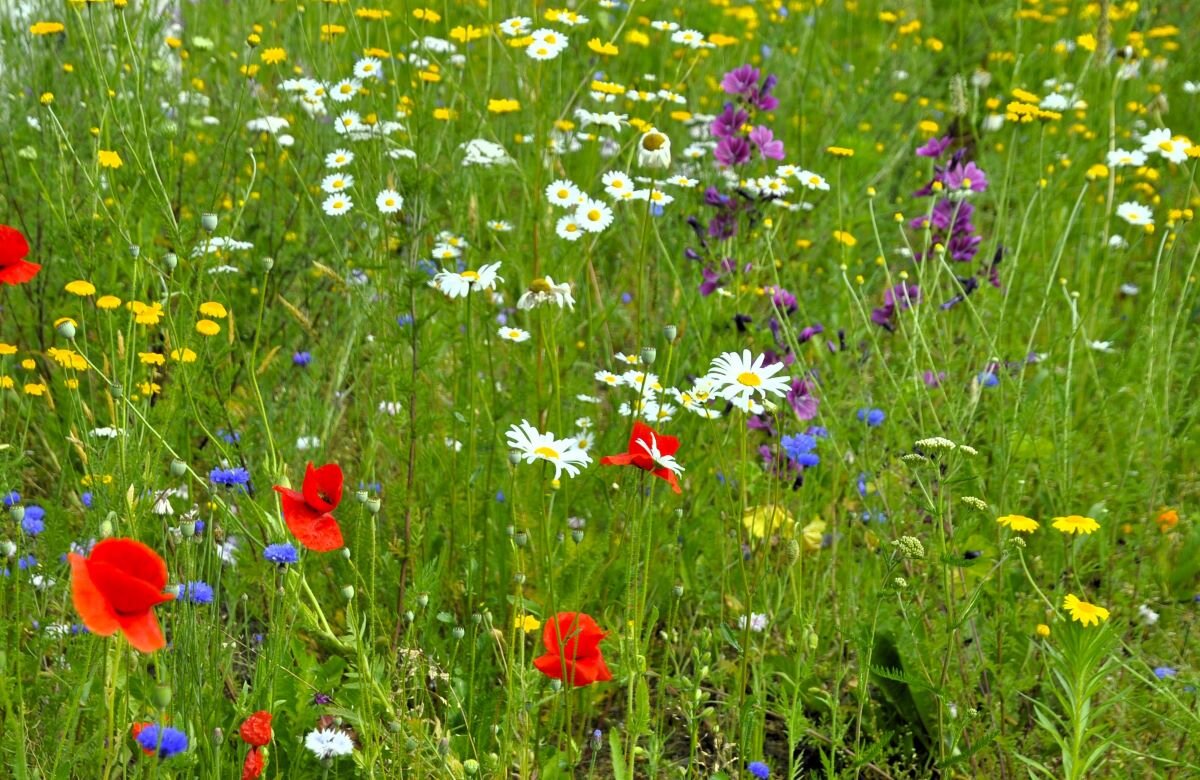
416,259 -> 438,276
976,371 -> 999,388
17,555 -> 36,570
857,473 -> 872,497
781,433 -> 820,467
81,491 -> 94,508
177,581 -> 214,604
263,542 -> 299,565
209,466 -> 251,489
3,490 -> 20,507
21,505 -> 46,536
620,292 -> 632,304
397,313 -> 414,327
807,425 -> 829,438
857,408 -> 885,427
1154,666 -> 1177,680
216,428 -> 241,444
747,760 -> 770,778
193,519 -> 206,534
293,351 -> 312,367
136,724 -> 189,759
495,490 -> 506,503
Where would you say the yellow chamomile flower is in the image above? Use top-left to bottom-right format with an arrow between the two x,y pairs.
996,514 -> 1039,533
1052,515 -> 1100,535
196,319 -> 221,336
65,280 -> 96,296
98,150 -> 123,169
1063,594 -> 1109,627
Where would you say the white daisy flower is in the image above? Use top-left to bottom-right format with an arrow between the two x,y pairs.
637,128 -> 671,169
517,276 -> 575,310
705,350 -> 792,405
797,170 -> 830,191
1140,127 -> 1189,163
498,16 -> 532,36
330,78 -> 362,102
651,20 -> 680,31
487,220 -> 513,232
632,188 -> 674,207
670,29 -> 706,48
555,216 -> 585,241
353,57 -> 384,80
505,420 -> 592,480
602,171 -> 634,199
320,173 -> 354,193
575,199 -> 614,232
375,189 -> 403,214
432,262 -> 504,299
545,179 -> 582,207
322,194 -> 353,216
594,370 -> 621,387
333,111 -> 362,135
498,326 -> 530,343
1105,149 -> 1146,168
305,728 -> 354,760
665,175 -> 698,188
1116,201 -> 1153,226
574,108 -> 627,132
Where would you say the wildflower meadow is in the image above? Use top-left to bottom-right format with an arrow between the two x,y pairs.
3,0 -> 1200,777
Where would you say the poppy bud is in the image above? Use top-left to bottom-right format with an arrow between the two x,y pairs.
99,518 -> 114,538
212,728 -> 224,746
355,490 -> 369,503
152,685 -> 172,708
129,245 -> 141,259
200,213 -> 218,232
170,458 -> 187,477
514,531 -> 528,547
416,592 -> 429,608
261,256 -> 274,272
451,626 -> 465,640
163,252 -> 178,272
57,320 -> 77,339
663,324 -> 677,342
571,529 -> 584,544
464,759 -> 480,775
640,347 -> 657,365
673,583 -> 684,598
109,382 -> 123,399
341,585 -> 354,601
9,505 -> 24,522
365,498 -> 381,514
471,612 -> 482,625
508,452 -> 521,465
341,548 -> 351,560
181,521 -> 196,538
783,538 -> 801,566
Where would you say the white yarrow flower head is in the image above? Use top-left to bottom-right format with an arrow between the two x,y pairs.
305,728 -> 354,760
705,350 -> 792,405
637,127 -> 672,169
432,262 -> 504,299
506,420 -> 592,480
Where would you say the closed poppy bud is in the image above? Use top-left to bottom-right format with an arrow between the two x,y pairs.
341,585 -> 354,601
163,252 -> 178,272
451,626 -> 465,640
152,685 -> 172,708
365,498 -> 380,514
640,347 -> 656,365
170,458 -> 187,477
355,490 -> 369,504
261,256 -> 274,272
57,320 -> 77,339
129,245 -> 141,259
201,213 -> 218,232
663,324 -> 677,342
9,505 -> 23,522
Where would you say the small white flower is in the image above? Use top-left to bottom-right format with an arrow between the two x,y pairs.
498,326 -> 531,343
575,199 -> 614,233
320,173 -> 354,193
325,149 -> 354,168
737,612 -> 769,632
1116,201 -> 1153,226
637,128 -> 671,169
305,728 -> 355,760
1137,603 -> 1159,626
375,189 -> 403,214
1106,148 -> 1147,168
353,57 -> 383,80
322,194 -> 353,216
1140,127 -> 1189,164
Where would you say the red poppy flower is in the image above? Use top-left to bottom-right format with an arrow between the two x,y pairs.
600,421 -> 684,494
0,224 -> 40,286
273,462 -> 344,551
68,538 -> 174,653
532,612 -> 613,687
242,747 -> 264,780
239,710 -> 273,747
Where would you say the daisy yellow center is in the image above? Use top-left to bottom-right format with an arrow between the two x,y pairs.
587,209 -> 601,221
534,445 -> 559,459
565,223 -> 578,233
736,371 -> 762,387
461,270 -> 479,281
1158,140 -> 1173,151
613,179 -> 624,187
385,199 -> 394,206
557,189 -> 568,199
529,278 -> 552,294
642,133 -> 666,151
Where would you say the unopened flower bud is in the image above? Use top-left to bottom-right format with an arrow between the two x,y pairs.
471,612 -> 482,625
405,610 -> 414,623
571,529 -> 584,544
200,212 -> 218,232
663,324 -> 677,342
673,583 -> 684,598
514,530 -> 528,547
163,252 -> 178,272
416,592 -> 429,608
152,685 -> 172,708
56,320 -> 77,339
9,505 -> 24,522
640,347 -> 657,365
508,452 -> 521,466
341,585 -> 355,601
365,498 -> 381,514
181,521 -> 197,538
783,538 -> 801,567
894,535 -> 925,560
109,382 -> 123,399
261,256 -> 274,273
99,519 -> 114,538
212,728 -> 224,746
451,626 -> 465,640
355,490 -> 369,503
129,244 -> 141,259
170,458 -> 187,477
341,547 -> 351,560
464,759 -> 480,775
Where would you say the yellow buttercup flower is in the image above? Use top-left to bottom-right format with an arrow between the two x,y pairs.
1052,515 -> 1100,535
0,343 -> 17,356
170,348 -> 198,363
743,505 -> 793,540
261,47 -> 286,64
515,615 -> 541,632
1063,594 -> 1109,627
96,295 -> 122,310
1035,624 -> 1051,637
98,150 -> 123,169
199,301 -> 228,318
30,21 -> 65,36
65,280 -> 96,296
996,514 -> 1039,533
196,319 -> 221,336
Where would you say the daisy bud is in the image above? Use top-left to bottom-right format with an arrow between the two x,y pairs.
663,324 -> 677,342
451,626 -> 465,640
640,347 -> 657,365
416,592 -> 429,608
152,685 -> 172,708
365,498 -> 381,514
8,505 -> 24,522
200,213 -> 218,232
170,458 -> 187,477
56,320 -> 76,339
341,585 -> 355,601
129,244 -> 141,259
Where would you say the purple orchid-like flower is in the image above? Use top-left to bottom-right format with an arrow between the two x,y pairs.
916,136 -> 952,158
748,125 -> 785,160
721,64 -> 760,96
715,136 -> 752,167
711,103 -> 749,140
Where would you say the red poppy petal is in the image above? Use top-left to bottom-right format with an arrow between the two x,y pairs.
87,561 -> 173,615
0,225 -> 30,263
68,553 -> 120,636
88,538 -> 169,590
600,453 -> 635,467
302,462 -> 343,513
533,652 -> 569,681
653,468 -> 682,494
0,259 -> 41,286
569,655 -> 613,686
284,502 -> 344,552
653,432 -> 680,457
116,609 -> 167,653
242,748 -> 265,780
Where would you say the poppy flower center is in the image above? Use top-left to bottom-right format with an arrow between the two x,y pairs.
736,371 -> 762,387
534,446 -> 560,460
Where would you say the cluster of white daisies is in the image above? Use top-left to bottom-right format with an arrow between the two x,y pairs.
1112,126 -> 1195,229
